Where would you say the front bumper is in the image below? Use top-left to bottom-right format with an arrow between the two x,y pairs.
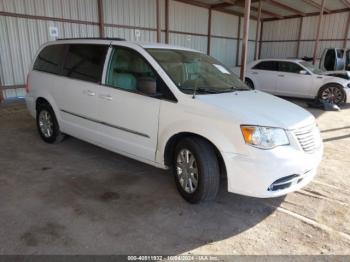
222,142 -> 323,198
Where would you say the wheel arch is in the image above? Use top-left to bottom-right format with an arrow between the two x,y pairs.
36,97 -> 50,109
244,77 -> 255,89
35,95 -> 62,121
163,132 -> 227,178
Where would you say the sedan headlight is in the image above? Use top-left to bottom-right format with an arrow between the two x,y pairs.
240,125 -> 289,149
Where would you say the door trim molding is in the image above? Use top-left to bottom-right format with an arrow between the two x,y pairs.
60,109 -> 150,138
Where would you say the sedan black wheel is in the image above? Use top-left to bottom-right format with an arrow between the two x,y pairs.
245,78 -> 255,89
318,85 -> 346,105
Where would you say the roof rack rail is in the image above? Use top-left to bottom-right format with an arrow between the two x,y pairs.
56,37 -> 125,41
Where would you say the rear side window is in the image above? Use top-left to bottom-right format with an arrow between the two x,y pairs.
62,44 -> 108,83
252,61 -> 278,71
33,44 -> 66,75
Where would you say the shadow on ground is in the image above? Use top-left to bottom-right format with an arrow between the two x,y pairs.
0,101 -> 284,254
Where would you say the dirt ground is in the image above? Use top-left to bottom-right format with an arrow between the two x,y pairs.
0,99 -> 349,255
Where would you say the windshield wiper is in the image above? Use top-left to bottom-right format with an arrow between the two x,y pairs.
213,86 -> 249,93
179,87 -> 219,94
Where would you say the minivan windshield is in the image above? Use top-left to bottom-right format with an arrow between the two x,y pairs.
147,48 -> 249,94
300,61 -> 323,75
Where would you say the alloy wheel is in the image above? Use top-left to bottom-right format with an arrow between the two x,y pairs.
321,86 -> 344,104
38,110 -> 53,138
176,149 -> 199,194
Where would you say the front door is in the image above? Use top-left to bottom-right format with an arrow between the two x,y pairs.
274,61 -> 312,98
250,61 -> 279,93
97,46 -> 162,162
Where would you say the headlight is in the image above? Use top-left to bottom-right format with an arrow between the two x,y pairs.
240,125 -> 289,149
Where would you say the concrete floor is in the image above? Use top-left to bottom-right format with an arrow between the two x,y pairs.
0,99 -> 349,255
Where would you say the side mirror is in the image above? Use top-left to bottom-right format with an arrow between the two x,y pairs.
299,70 -> 308,75
137,77 -> 157,96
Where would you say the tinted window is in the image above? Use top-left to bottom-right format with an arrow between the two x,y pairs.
62,44 -> 108,83
252,61 -> 278,71
336,49 -> 344,59
346,50 -> 350,71
33,44 -> 66,74
278,61 -> 303,73
106,47 -> 176,101
324,49 -> 335,71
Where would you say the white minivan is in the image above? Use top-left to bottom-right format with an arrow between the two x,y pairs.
25,38 -> 323,203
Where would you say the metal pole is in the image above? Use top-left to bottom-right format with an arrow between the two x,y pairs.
156,0 -> 161,42
165,0 -> 169,43
236,17 -> 241,66
254,0 -> 261,60
240,0 -> 251,80
207,8 -> 212,55
97,0 -> 105,38
312,0 -> 325,65
296,17 -> 303,58
343,11 -> 350,49
258,20 -> 263,59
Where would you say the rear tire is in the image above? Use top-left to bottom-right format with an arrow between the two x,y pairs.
245,78 -> 255,89
173,137 -> 220,204
36,103 -> 65,144
317,84 -> 346,105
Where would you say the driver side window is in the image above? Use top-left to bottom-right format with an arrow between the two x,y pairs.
106,47 -> 156,92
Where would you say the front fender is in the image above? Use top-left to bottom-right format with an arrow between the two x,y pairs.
156,118 -> 242,165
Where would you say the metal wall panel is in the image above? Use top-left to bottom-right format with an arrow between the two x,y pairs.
169,0 -> 208,34
237,41 -> 256,65
105,27 -> 157,42
210,37 -> 237,68
298,40 -> 344,58
261,11 -> 350,60
320,12 -> 348,40
103,0 -> 157,28
0,0 -> 98,22
169,33 -> 207,53
240,19 -> 257,40
0,16 -> 99,88
300,16 -> 317,40
300,12 -> 348,40
263,18 -> 300,41
211,10 -> 239,37
0,0 -> 261,94
260,41 -> 297,58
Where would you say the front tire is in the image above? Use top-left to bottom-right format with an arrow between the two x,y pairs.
173,137 -> 220,204
245,78 -> 255,89
317,84 -> 346,105
36,103 -> 65,144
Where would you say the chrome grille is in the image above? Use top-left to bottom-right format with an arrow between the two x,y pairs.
293,124 -> 321,153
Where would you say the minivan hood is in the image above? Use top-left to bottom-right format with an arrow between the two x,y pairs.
197,90 -> 315,130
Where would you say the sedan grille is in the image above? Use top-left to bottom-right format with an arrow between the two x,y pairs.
293,124 -> 322,153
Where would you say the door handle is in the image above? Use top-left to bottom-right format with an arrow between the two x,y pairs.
278,74 -> 285,77
84,90 -> 95,96
252,72 -> 258,75
99,94 -> 113,101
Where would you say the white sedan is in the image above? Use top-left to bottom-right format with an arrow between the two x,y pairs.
244,59 -> 350,105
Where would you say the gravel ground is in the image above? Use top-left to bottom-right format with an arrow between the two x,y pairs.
0,99 -> 349,255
